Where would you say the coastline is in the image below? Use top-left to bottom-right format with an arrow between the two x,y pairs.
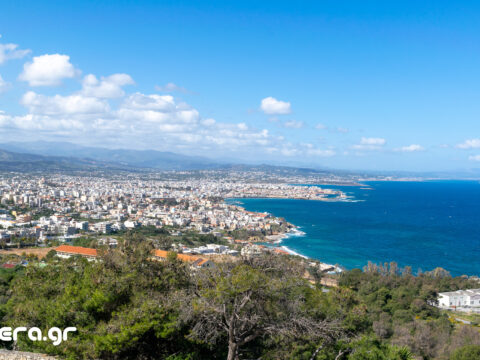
228,195 -> 347,273
232,182 -> 480,277
266,228 -> 343,273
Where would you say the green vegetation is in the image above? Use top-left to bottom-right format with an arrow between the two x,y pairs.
31,208 -> 55,220
71,236 -> 98,248
0,237 -> 477,359
450,345 -> 480,360
228,222 -> 292,241
114,225 -> 170,237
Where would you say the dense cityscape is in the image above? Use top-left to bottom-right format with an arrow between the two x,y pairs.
0,173 -> 347,245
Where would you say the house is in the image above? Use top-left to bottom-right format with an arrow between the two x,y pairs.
153,249 -> 214,269
273,248 -> 290,255
240,244 -> 263,257
98,237 -> 118,248
438,289 -> 480,308
124,220 -> 140,229
55,245 -> 97,261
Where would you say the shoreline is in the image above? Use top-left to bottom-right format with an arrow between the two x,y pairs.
264,228 -> 343,273
228,195 -> 347,273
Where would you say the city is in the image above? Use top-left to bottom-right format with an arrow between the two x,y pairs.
0,173 -> 345,275
1,1 -> 480,359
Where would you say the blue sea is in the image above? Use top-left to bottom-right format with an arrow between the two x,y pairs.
229,181 -> 480,277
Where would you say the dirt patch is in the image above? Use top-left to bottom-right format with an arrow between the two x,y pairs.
0,247 -> 54,259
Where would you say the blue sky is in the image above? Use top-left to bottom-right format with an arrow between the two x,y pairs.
1,0 -> 480,171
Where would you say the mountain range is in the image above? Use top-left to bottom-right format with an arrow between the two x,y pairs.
1,141 -> 479,179
0,141 -> 337,176
0,148 -> 137,172
0,141 -> 222,171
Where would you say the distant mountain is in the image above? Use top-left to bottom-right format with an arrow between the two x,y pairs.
2,141 -> 479,179
0,141 -> 223,171
0,149 -> 135,173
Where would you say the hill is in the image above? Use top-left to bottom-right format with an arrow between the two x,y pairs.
0,149 -> 135,173
0,141 -> 222,171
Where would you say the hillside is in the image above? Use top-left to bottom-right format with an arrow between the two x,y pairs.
0,149 -> 134,173
0,141 -> 222,170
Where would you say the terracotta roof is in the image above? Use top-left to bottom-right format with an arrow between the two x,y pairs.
153,250 -> 208,264
274,248 -> 290,255
196,259 -> 210,266
55,245 -> 97,257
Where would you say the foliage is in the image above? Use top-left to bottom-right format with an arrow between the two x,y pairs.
31,208 -> 55,220
0,243 -> 478,360
450,345 -> 480,360
187,261 -> 342,360
71,237 -> 97,248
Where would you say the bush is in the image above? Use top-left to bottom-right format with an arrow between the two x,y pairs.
450,345 -> 480,360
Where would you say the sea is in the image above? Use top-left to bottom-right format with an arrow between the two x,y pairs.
228,181 -> 480,277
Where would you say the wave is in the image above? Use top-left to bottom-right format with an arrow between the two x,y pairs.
280,246 -> 309,259
287,228 -> 306,237
270,228 -> 306,244
279,239 -> 343,273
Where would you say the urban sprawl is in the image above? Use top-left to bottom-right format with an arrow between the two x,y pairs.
0,173 -> 347,269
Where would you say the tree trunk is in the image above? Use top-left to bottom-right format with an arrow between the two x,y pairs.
227,342 -> 238,360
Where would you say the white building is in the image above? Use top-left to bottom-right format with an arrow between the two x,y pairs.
94,222 -> 112,234
124,220 -> 140,229
438,289 -> 480,308
75,221 -> 89,231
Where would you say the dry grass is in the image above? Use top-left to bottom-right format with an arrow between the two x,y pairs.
0,247 -> 54,259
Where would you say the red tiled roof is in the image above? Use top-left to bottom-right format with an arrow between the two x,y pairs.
154,249 -> 202,263
55,245 -> 97,257
196,259 -> 210,266
274,248 -> 290,255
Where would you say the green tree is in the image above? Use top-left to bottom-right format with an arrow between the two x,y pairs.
188,263 -> 341,360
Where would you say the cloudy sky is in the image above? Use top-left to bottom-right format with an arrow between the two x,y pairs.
1,0 -> 480,171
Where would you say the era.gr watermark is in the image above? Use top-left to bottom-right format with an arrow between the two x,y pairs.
0,327 -> 77,346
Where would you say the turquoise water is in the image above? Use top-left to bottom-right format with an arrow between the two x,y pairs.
228,181 -> 480,276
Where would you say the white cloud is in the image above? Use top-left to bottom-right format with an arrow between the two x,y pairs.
201,118 -> 216,126
260,96 -> 291,115
0,112 -> 86,132
396,144 -> 424,152
266,143 -> 335,158
81,73 -> 134,98
122,92 -> 176,111
360,137 -> 386,145
468,155 -> 480,162
237,123 -> 248,131
300,143 -> 335,157
0,41 -> 351,160
352,137 -> 386,151
1,83 -> 339,158
155,82 -> 189,93
284,120 -> 303,128
0,41 -> 30,65
21,91 -> 109,115
457,139 -> 480,149
0,75 -> 8,93
315,123 -> 326,130
19,54 -> 78,86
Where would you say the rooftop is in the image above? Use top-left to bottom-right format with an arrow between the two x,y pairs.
55,245 -> 98,257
